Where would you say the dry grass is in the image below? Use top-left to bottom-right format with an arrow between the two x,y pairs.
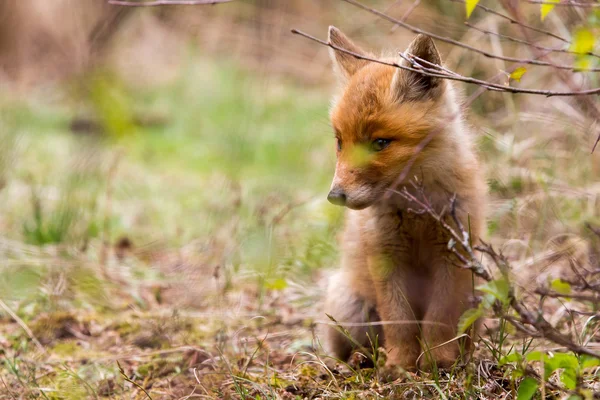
0,1 -> 599,399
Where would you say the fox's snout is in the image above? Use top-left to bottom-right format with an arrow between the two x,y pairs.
327,174 -> 381,210
327,188 -> 347,206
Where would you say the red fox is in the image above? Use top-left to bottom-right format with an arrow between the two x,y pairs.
322,26 -> 486,372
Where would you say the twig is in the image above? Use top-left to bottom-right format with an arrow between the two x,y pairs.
415,333 -> 471,367
586,222 -> 600,239
290,28 -> 600,96
108,0 -> 231,6
501,3 -> 600,153
341,0 -> 600,71
316,319 -> 451,327
0,299 -> 45,354
464,22 -> 600,59
535,288 -> 600,302
527,0 -> 600,7
463,49 -> 555,106
383,125 -> 446,201
391,186 -> 600,360
401,0 -> 421,21
117,360 -> 153,399
391,0 -> 422,32
448,0 -> 569,43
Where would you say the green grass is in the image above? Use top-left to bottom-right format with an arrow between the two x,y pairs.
1,54 -> 599,399
0,57 -> 348,398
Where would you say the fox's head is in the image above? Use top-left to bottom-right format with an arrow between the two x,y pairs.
327,26 -> 459,210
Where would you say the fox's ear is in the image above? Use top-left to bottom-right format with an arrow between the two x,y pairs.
392,34 -> 443,101
328,26 -> 371,82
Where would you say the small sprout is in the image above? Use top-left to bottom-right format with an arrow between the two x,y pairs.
477,277 -> 510,306
457,307 -> 482,334
499,352 -> 522,365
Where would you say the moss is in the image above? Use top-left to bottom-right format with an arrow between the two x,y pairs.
110,320 -> 142,337
136,359 -> 177,378
31,312 -> 78,345
131,332 -> 169,349
51,341 -> 80,357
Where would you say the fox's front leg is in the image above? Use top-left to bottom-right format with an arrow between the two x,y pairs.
322,271 -> 382,361
420,264 -> 474,370
372,266 -> 421,371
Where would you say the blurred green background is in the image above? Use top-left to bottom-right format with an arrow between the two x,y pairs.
1,0 -> 599,398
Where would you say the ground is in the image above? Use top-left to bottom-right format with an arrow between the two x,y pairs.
1,49 -> 599,398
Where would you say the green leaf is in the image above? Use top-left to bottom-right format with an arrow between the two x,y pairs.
570,29 -> 596,55
465,0 -> 479,18
560,367 -> 577,390
541,0 -> 559,21
477,277 -> 510,305
500,352 -> 522,365
551,353 -> 579,370
480,293 -> 496,309
512,369 -> 524,379
457,307 -> 482,333
516,377 -> 538,400
509,67 -> 527,82
542,352 -> 579,381
581,355 -> 600,369
550,278 -> 571,295
526,350 -> 545,362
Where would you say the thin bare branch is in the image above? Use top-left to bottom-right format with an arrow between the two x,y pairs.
383,125 -> 444,201
390,0 -> 422,32
448,0 -> 569,42
586,223 -> 600,239
0,299 -> 46,354
535,288 -> 600,302
500,2 -> 600,152
341,0 -> 600,71
463,49 -> 555,106
527,0 -> 600,7
464,22 -> 600,59
290,28 -> 600,96
108,0 -> 232,6
389,184 -> 600,360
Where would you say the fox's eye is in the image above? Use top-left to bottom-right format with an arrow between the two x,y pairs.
336,138 -> 342,151
371,138 -> 391,152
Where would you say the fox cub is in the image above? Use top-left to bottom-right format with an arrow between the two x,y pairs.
322,27 -> 486,371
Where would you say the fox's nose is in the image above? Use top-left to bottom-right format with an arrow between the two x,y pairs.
327,189 -> 347,206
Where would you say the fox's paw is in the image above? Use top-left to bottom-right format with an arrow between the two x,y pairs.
417,347 -> 461,372
379,362 -> 415,383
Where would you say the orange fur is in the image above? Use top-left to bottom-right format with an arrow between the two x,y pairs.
322,27 -> 486,371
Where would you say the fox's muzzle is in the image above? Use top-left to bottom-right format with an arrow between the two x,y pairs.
327,188 -> 347,206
